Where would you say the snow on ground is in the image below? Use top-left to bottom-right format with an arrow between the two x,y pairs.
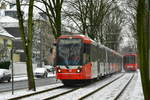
0,83 -> 63,100
0,71 -> 145,100
117,72 -> 138,100
85,73 -> 133,100
52,73 -> 124,100
129,70 -> 144,100
21,86 -> 73,100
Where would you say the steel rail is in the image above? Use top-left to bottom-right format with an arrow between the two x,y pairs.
43,88 -> 80,100
78,73 -> 125,100
114,73 -> 135,100
8,85 -> 64,100
7,73 -> 125,100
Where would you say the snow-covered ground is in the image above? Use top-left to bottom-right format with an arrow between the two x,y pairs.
0,70 -> 144,100
0,83 -> 63,100
128,71 -> 144,100
85,73 -> 134,100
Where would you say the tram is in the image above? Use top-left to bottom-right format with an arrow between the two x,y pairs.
55,35 -> 122,85
123,54 -> 138,71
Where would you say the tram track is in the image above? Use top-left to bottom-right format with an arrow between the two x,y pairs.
79,73 -> 135,100
78,73 -> 125,100
114,73 -> 135,100
43,87 -> 80,100
8,85 -> 64,100
7,73 -> 130,100
45,73 -> 125,100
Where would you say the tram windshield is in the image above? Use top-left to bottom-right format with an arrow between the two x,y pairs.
123,55 -> 136,64
57,38 -> 82,65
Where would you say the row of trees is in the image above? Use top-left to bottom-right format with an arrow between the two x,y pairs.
62,0 -> 125,44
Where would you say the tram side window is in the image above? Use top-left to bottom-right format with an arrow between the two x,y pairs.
83,44 -> 90,64
90,45 -> 97,62
99,47 -> 105,62
97,47 -> 101,60
108,51 -> 112,63
102,48 -> 106,62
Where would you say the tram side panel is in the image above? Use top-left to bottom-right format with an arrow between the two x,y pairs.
83,44 -> 92,79
98,47 -> 106,77
90,44 -> 98,78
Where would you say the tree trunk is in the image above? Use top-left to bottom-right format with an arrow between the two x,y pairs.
16,0 -> 36,91
27,0 -> 36,91
137,0 -> 150,99
55,0 -> 62,38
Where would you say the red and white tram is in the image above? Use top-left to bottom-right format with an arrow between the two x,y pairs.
123,54 -> 138,71
55,35 -> 122,85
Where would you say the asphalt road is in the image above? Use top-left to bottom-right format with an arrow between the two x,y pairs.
0,77 -> 60,92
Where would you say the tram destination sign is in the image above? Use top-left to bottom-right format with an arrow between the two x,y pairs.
59,39 -> 81,44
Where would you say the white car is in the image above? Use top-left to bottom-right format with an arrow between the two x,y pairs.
34,68 -> 49,78
0,69 -> 11,82
44,65 -> 55,73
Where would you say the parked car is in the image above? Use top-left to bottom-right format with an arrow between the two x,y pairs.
0,69 -> 11,82
44,65 -> 55,73
34,68 -> 49,78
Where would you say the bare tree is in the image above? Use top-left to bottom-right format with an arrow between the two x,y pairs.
38,0 -> 64,39
32,20 -> 54,66
63,0 -> 123,43
16,0 -> 36,91
126,0 -> 137,38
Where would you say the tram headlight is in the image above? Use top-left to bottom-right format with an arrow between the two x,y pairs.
77,69 -> 80,73
57,69 -> 61,73
76,68 -> 81,73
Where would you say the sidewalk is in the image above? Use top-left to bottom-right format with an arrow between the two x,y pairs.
0,83 -> 62,100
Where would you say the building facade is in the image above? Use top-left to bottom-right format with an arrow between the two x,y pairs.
0,26 -> 14,69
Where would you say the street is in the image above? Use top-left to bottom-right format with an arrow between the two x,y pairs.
0,76 -> 59,92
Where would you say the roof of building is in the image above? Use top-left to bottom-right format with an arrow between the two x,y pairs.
0,26 -> 15,39
10,2 -> 45,20
0,16 -> 18,23
0,16 -> 19,27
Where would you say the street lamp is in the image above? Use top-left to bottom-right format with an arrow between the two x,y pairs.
11,42 -> 14,95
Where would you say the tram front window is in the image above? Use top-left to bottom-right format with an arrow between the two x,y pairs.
57,39 -> 82,65
124,56 -> 135,64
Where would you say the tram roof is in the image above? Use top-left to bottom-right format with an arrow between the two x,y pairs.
124,53 -> 137,56
101,45 -> 122,57
58,35 -> 94,44
58,35 -> 122,57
